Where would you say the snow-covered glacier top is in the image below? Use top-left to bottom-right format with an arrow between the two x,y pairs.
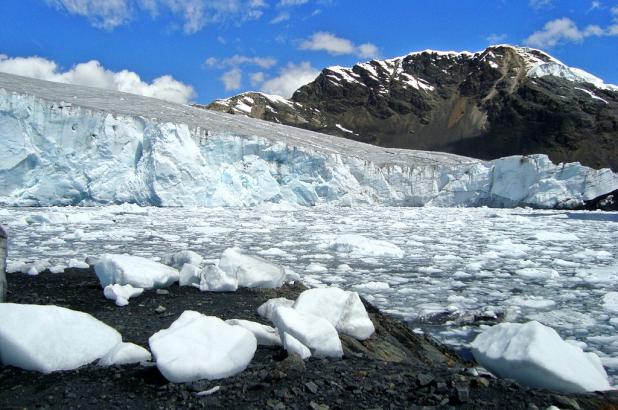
527,62 -> 618,91
0,72 -> 616,208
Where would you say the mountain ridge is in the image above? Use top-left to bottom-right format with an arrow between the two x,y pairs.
203,45 -> 618,171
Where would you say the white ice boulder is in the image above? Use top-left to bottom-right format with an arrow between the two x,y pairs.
218,247 -> 286,288
196,265 -> 239,292
470,321 -> 611,393
103,283 -> 144,306
149,311 -> 257,383
282,333 -> 311,360
293,287 -> 375,340
226,319 -> 281,346
257,297 -> 295,321
95,254 -> 179,289
0,304 -> 121,373
271,306 -> 343,359
328,234 -> 404,258
162,250 -> 203,270
98,342 -> 151,366
179,263 -> 202,287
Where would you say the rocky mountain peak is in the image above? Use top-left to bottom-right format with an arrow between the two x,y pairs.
202,45 -> 618,170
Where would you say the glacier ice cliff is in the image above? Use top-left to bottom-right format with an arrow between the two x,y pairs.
0,72 -> 617,208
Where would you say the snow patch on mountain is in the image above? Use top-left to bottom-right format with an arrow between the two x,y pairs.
528,62 -> 618,91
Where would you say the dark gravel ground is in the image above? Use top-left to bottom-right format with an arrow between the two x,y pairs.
1,268 -> 617,410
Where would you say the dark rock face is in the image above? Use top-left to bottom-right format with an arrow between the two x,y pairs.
0,225 -> 6,303
203,45 -> 618,171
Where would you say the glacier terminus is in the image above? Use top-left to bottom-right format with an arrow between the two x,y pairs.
1,72 -> 616,208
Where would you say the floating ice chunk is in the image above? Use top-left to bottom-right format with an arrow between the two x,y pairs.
179,263 -> 201,287
572,249 -> 613,260
353,281 -> 391,291
257,297 -> 294,321
575,265 -> 618,285
272,306 -> 342,359
471,321 -> 611,393
98,342 -> 151,366
68,259 -> 89,269
149,311 -> 257,383
305,263 -> 327,273
0,304 -> 121,373
25,213 -> 68,224
95,254 -> 179,289
49,265 -> 66,274
161,250 -> 203,270
197,265 -> 238,292
531,231 -> 579,241
226,319 -> 281,346
514,268 -> 559,280
328,234 -> 404,258
103,284 -> 144,306
508,296 -> 556,309
528,310 -> 596,330
293,287 -> 375,340
603,292 -> 618,314
218,248 -> 286,288
20,259 -> 51,276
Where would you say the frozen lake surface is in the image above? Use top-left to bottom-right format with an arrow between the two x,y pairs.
1,205 -> 617,383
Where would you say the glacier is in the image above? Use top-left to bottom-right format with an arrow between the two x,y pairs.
1,72 -> 617,208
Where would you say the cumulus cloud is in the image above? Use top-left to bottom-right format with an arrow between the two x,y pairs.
221,67 -> 242,91
205,55 -> 277,69
524,17 -> 617,48
260,62 -> 319,97
46,0 -> 266,33
0,54 -> 196,104
299,32 -> 380,59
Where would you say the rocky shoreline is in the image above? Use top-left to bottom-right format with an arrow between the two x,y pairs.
1,267 -> 617,409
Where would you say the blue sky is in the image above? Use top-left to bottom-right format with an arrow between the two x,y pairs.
0,0 -> 617,104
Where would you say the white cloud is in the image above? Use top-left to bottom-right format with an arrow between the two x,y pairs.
46,0 -> 267,33
270,12 -> 290,24
299,32 -> 379,58
529,0 -> 552,9
486,33 -> 508,44
278,0 -> 309,6
610,7 -> 618,34
260,62 -> 319,98
205,55 -> 277,69
46,0 -> 133,30
524,17 -> 617,48
221,67 -> 242,91
0,54 -> 196,104
250,72 -> 265,87
357,43 -> 380,59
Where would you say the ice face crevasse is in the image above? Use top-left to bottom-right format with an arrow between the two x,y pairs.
0,72 -> 616,208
